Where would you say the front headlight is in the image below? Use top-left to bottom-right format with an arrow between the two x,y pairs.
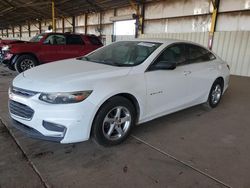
39,91 -> 92,104
2,45 -> 10,51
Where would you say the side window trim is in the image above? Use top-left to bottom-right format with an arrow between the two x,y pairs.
146,42 -> 187,72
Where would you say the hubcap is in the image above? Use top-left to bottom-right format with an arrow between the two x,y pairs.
211,84 -> 222,105
20,59 -> 35,71
102,106 -> 131,141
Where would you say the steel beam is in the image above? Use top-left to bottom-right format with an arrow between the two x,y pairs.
140,3 -> 145,35
72,16 -> 76,33
99,12 -> 103,36
85,13 -> 88,34
19,25 -> 22,39
28,22 -> 31,37
208,0 -> 220,49
52,0 -> 56,31
12,26 -> 14,38
39,21 -> 42,33
129,0 -> 145,38
62,18 -> 65,33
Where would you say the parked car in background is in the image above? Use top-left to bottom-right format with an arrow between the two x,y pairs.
0,39 -> 25,64
9,39 -> 230,146
2,33 -> 103,73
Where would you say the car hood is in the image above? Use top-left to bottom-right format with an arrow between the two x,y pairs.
0,40 -> 25,47
13,58 -> 132,92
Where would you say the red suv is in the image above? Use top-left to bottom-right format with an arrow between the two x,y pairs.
4,33 -> 103,73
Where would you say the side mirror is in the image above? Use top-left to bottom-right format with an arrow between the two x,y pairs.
152,61 -> 177,70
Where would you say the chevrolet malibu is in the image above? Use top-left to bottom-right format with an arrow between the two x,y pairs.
8,39 -> 230,146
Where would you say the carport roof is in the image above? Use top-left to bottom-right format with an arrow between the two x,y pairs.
0,0 -> 145,30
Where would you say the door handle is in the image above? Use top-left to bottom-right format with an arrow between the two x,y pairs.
184,71 -> 192,75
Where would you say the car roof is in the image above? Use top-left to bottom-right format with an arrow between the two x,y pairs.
124,38 -> 198,45
119,38 -> 210,50
44,32 -> 97,37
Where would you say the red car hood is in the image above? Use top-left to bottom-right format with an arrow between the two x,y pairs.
0,39 -> 25,47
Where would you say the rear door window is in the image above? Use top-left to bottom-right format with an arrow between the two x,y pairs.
88,35 -> 103,45
186,44 -> 216,64
44,34 -> 66,45
66,35 -> 84,45
155,44 -> 186,66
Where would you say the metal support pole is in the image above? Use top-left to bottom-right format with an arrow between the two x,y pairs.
62,17 -> 65,33
208,0 -> 220,49
140,3 -> 145,35
99,12 -> 102,36
112,9 -> 116,42
129,0 -> 144,38
72,16 -> 75,33
52,0 -> 56,32
19,25 -> 22,39
84,14 -> 88,34
39,21 -> 42,33
12,26 -> 15,38
28,22 -> 31,37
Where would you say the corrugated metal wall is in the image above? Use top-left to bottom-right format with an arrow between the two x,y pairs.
140,31 -> 250,77
213,31 -> 250,76
140,32 -> 209,46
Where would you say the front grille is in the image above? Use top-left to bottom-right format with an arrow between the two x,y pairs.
9,100 -> 34,120
11,86 -> 38,97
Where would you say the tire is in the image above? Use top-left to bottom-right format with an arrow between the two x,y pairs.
92,96 -> 136,146
14,55 -> 38,73
206,79 -> 223,108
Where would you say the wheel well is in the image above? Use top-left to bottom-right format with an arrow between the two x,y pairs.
16,53 -> 40,65
90,93 -> 141,138
215,77 -> 224,90
111,93 -> 140,123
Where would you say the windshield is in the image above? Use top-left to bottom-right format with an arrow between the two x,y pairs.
80,41 -> 162,67
29,33 -> 46,42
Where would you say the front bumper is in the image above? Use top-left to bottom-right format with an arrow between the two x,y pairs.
9,92 -> 97,143
11,119 -> 64,142
4,52 -> 13,60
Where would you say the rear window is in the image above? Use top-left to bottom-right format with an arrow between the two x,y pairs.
66,35 -> 84,45
88,35 -> 102,45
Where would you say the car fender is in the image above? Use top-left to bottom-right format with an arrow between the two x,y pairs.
84,74 -> 147,138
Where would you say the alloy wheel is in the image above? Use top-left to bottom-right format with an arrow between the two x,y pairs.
102,106 -> 131,141
211,84 -> 222,105
20,59 -> 35,71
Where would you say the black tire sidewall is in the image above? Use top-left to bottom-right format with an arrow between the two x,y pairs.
15,55 -> 37,73
92,96 -> 136,146
208,80 -> 223,108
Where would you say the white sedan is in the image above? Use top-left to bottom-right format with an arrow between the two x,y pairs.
8,39 -> 230,146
